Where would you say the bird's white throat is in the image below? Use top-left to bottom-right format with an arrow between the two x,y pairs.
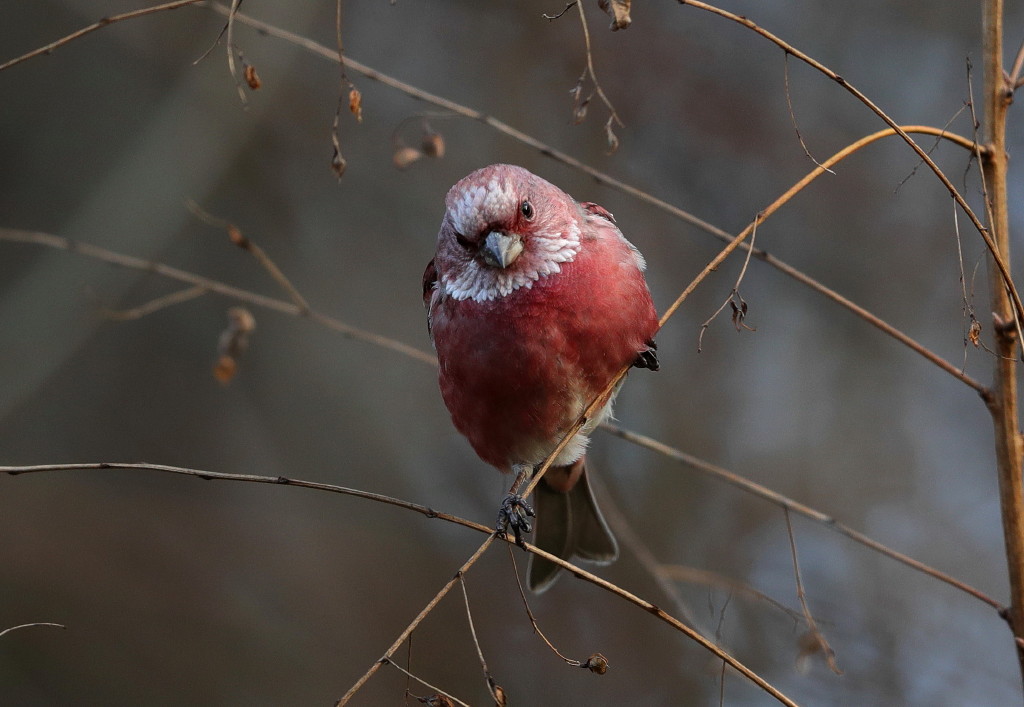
443,223 -> 581,302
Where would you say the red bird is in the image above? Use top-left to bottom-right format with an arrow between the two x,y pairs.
423,164 -> 659,591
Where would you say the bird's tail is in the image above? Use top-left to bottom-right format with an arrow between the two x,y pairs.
527,458 -> 619,593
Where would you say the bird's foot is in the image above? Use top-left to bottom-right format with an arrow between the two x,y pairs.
497,494 -> 535,549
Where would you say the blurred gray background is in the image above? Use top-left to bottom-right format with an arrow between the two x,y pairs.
2,1 -> 1023,704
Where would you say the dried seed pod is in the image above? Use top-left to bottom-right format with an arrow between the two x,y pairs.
331,147 -> 347,178
349,87 -> 363,123
393,146 -> 424,170
421,132 -> 445,158
243,63 -> 261,90
213,307 -> 256,384
581,653 -> 609,675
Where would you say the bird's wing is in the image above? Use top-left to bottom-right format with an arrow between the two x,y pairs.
422,258 -> 439,339
579,201 -> 616,224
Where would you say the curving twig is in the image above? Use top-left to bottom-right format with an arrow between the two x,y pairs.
381,660 -> 470,707
0,228 -> 436,366
100,285 -> 208,321
0,622 -> 66,638
676,0 -> 1024,335
784,509 -> 841,675
0,0 -> 205,72
186,200 -> 311,314
457,574 -> 505,705
600,423 -> 1003,611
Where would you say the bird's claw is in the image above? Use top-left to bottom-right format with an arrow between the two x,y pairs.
497,494 -> 535,549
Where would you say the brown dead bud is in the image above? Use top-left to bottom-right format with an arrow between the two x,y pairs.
213,355 -> 237,384
795,630 -> 825,674
598,0 -> 632,30
730,296 -> 756,332
243,63 -> 262,90
348,87 -> 363,123
417,696 -> 454,707
421,132 -> 445,158
331,147 -> 347,179
572,96 -> 591,125
581,653 -> 609,675
968,319 -> 982,347
226,224 -> 248,248
393,146 -> 424,170
604,120 -> 620,153
214,307 -> 256,384
492,683 -> 507,706
569,80 -> 589,125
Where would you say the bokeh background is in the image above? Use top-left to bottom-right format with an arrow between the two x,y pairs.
2,1 -> 1024,704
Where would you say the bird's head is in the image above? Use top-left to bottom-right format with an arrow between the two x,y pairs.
434,164 -> 582,302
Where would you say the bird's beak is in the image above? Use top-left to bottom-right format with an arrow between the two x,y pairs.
480,231 -> 524,269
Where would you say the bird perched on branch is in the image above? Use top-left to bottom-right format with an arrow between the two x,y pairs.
423,164 -> 659,591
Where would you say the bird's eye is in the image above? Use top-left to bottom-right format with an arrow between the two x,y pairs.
455,233 -> 472,249
520,201 -> 534,220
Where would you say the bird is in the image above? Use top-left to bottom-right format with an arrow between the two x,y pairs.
423,164 -> 659,591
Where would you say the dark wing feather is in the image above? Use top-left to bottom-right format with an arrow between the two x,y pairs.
422,259 -> 438,338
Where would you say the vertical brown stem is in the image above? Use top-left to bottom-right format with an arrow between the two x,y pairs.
982,0 -> 1024,679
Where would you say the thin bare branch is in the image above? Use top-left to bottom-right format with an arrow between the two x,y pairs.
783,53 -> 834,174
403,635 -> 414,705
676,0 -> 1024,336
381,660 -> 470,707
600,423 -> 1004,611
574,0 -> 623,147
100,285 -> 208,321
224,0 -> 248,105
659,566 -> 803,623
0,228 -> 437,366
783,509 -> 841,675
186,200 -> 311,314
0,623 -> 66,638
1,462 -> 486,531
895,102 -> 971,192
966,60 -> 1024,351
457,575 -> 504,705
506,545 -> 587,666
0,0 -> 205,72
337,537 -> 499,706
1008,36 -> 1024,87
543,2 -> 578,21
329,0 -> 354,178
588,473 -> 704,631
12,454 -> 787,705
697,214 -> 759,352
697,127 -> 987,394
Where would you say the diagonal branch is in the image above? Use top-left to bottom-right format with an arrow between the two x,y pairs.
784,509 -> 841,675
186,200 -> 312,314
0,460 -> 794,705
676,0 -> 1024,335
0,228 -> 437,366
0,622 -> 66,638
600,422 -> 1003,611
0,0 -> 205,72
